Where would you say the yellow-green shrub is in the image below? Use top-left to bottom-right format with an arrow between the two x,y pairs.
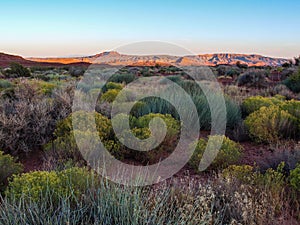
222,163 -> 285,201
290,164 -> 300,192
100,89 -> 120,103
189,135 -> 243,171
28,80 -> 59,95
45,111 -> 119,164
0,151 -> 23,192
222,164 -> 255,183
6,167 -> 97,202
133,113 -> 180,134
105,82 -> 123,90
242,96 -> 282,116
245,106 -> 297,143
280,99 -> 300,119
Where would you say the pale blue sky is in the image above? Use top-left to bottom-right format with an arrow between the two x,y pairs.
0,0 -> 299,58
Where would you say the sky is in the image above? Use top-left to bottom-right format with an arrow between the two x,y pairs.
0,0 -> 300,58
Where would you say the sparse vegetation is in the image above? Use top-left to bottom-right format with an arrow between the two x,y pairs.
0,63 -> 300,224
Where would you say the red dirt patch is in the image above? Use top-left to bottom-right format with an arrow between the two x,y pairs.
19,150 -> 44,172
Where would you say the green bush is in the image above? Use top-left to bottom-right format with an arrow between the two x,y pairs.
189,135 -> 243,171
8,63 -> 31,77
100,89 -> 120,103
132,113 -> 180,133
121,113 -> 180,163
283,69 -> 300,93
131,94 -> 241,130
0,151 -> 23,192
130,97 -> 178,118
242,96 -> 282,116
290,164 -> 300,192
104,81 -> 123,91
29,80 -> 59,95
222,164 -> 255,183
0,79 -> 13,89
179,80 -> 204,97
108,73 -> 135,84
6,167 -> 96,203
237,69 -> 267,88
222,163 -> 285,196
245,106 -> 297,143
165,75 -> 182,84
192,94 -> 241,130
280,99 -> 300,119
45,111 -> 117,164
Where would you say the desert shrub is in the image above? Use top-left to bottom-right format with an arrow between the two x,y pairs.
280,99 -> 300,119
0,82 -> 57,154
102,81 -> 123,92
222,165 -> 255,183
224,96 -> 242,129
165,75 -> 182,84
272,84 -> 295,99
108,73 -> 135,84
130,97 -> 178,118
242,96 -> 282,116
192,94 -> 241,130
283,69 -> 300,93
69,67 -> 85,77
0,81 -> 72,155
179,80 -> 204,97
189,135 -> 243,171
0,151 -> 23,193
6,167 -> 96,203
258,148 -> 300,173
216,65 -> 229,76
237,69 -> 267,88
77,82 -> 91,92
0,79 -> 13,89
132,113 -> 180,132
226,67 -> 241,77
100,89 -> 120,103
222,163 -> 286,199
112,113 -> 180,163
132,93 -> 241,130
45,111 -> 119,164
245,106 -> 297,143
28,79 -> 59,95
0,174 -> 259,225
7,63 -> 31,77
290,164 -> 300,192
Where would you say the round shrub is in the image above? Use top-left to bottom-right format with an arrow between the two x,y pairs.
192,94 -> 241,130
242,96 -> 282,116
108,73 -> 135,84
133,113 -> 180,132
290,164 -> 300,192
0,151 -> 23,192
280,99 -> 300,119
104,82 -> 123,91
237,69 -> 267,88
45,111 -> 117,164
100,89 -> 120,103
222,165 -> 256,183
283,69 -> 300,93
0,79 -> 13,89
189,135 -> 243,171
6,167 -> 97,203
244,106 -> 297,143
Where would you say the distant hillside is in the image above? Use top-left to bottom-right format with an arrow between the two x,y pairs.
28,51 -> 289,67
0,52 -> 35,67
0,52 -> 90,67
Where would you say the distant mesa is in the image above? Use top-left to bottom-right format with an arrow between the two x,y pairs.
0,52 -> 90,67
0,51 -> 289,67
